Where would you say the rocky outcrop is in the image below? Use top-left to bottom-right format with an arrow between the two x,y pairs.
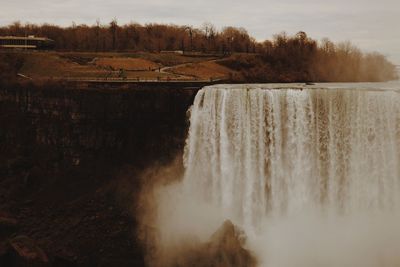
7,235 -> 50,267
170,220 -> 257,267
206,220 -> 255,267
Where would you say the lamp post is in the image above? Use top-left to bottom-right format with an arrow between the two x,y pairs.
183,26 -> 193,53
25,27 -> 27,51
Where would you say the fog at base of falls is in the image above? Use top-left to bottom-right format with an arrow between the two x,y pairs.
153,84 -> 400,267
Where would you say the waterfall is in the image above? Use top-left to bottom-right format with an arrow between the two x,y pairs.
154,84 -> 400,266
179,84 -> 400,264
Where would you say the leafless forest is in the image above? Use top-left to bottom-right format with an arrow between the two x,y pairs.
0,21 -> 398,82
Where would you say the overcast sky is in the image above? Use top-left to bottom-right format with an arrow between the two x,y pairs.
1,0 -> 399,63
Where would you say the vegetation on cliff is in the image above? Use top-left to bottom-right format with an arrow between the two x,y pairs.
0,22 -> 398,82
219,32 -> 398,82
0,21 -> 255,53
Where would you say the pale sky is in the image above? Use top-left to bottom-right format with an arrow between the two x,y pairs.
1,0 -> 399,64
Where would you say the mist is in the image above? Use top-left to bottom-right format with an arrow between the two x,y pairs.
136,84 -> 400,267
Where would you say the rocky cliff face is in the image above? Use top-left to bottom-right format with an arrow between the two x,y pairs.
0,81 -> 202,266
0,82 -> 200,170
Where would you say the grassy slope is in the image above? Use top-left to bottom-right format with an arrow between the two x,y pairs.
15,51 -> 225,81
166,60 -> 237,80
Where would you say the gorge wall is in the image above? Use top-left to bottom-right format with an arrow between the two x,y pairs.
0,82 -> 202,173
0,81 -> 203,266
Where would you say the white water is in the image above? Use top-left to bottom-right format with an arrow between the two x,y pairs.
177,83 -> 400,267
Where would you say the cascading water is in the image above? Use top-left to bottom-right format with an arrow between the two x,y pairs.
175,84 -> 400,266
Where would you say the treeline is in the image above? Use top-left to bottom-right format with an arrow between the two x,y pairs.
0,22 -> 397,82
0,21 -> 256,53
221,32 -> 398,82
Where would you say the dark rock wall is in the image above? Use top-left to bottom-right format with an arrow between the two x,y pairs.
0,81 -> 202,266
0,82 -> 200,171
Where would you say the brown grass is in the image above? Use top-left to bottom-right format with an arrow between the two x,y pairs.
95,57 -> 160,71
168,61 -> 235,80
19,52 -> 107,79
14,52 -> 231,81
136,53 -> 218,67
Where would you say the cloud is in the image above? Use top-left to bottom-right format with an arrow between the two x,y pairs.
1,0 -> 399,63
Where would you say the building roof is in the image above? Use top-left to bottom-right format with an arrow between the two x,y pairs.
0,36 -> 53,42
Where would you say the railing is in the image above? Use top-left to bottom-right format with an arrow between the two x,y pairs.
60,76 -> 226,83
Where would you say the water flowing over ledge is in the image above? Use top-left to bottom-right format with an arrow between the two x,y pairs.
184,84 -> 400,230
154,83 -> 400,267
